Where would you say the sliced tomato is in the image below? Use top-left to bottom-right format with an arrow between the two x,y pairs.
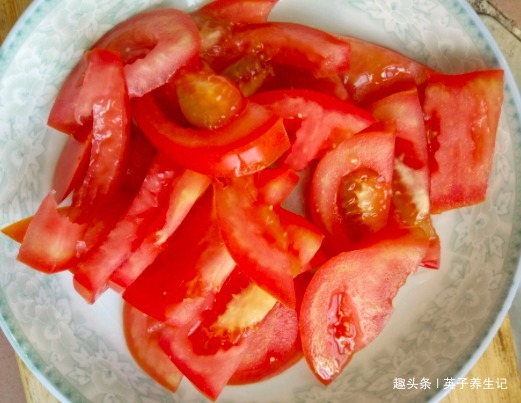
254,167 -> 300,206
120,122 -> 157,195
52,135 -> 91,203
213,176 -> 300,308
260,63 -> 350,101
159,269 -> 277,400
369,87 -> 440,268
229,302 -> 302,385
47,56 -> 89,135
310,129 -> 395,252
132,91 -> 289,177
195,0 -> 278,25
72,155 -> 179,303
122,189 -> 235,323
174,65 -> 246,130
341,35 -> 433,105
15,192 -> 85,273
277,207 -> 325,270
299,231 -> 428,384
68,49 -> 130,224
422,70 -> 504,213
218,22 -> 351,78
109,169 -> 210,290
94,8 -> 200,98
123,302 -> 183,392
251,89 -> 376,170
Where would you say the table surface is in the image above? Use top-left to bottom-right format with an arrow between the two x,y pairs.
1,1 -> 521,402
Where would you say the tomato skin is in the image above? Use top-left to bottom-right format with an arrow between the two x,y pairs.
299,232 -> 428,384
310,130 -> 395,252
132,92 -> 290,177
252,89 -> 376,170
422,70 -> 504,213
16,192 -> 85,273
123,302 -> 183,392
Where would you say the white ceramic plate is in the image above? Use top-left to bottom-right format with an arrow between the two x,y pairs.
1,0 -> 521,402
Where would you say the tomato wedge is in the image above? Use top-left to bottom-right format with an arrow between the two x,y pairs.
52,135 -> 91,203
94,8 -> 200,98
123,302 -> 183,392
252,89 -> 376,170
68,49 -> 130,224
219,22 -> 351,78
310,129 -> 395,252
299,231 -> 428,384
369,88 -> 440,268
213,176 -> 300,308
195,0 -> 278,25
132,91 -> 289,177
341,35 -> 434,105
72,155 -> 179,303
110,169 -> 210,290
229,302 -> 302,385
122,189 -> 235,324
159,269 -> 277,400
422,70 -> 504,213
15,192 -> 85,273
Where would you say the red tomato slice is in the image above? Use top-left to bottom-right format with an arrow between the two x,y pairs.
299,231 -> 428,384
213,176 -> 300,308
72,155 -> 179,303
122,189 -> 235,323
52,134 -> 91,203
220,22 -> 351,78
47,56 -> 89,135
229,302 -> 302,385
422,70 -> 504,213
254,167 -> 300,206
252,89 -> 376,170
195,0 -> 278,25
277,207 -> 325,270
132,91 -> 289,177
16,192 -> 85,273
261,63 -> 350,101
123,302 -> 183,392
109,169 -> 210,290
159,269 -> 277,400
369,88 -> 440,268
94,8 -> 200,98
341,35 -> 434,105
68,49 -> 130,224
310,129 -> 395,252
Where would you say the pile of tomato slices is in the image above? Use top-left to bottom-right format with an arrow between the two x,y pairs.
1,0 -> 505,400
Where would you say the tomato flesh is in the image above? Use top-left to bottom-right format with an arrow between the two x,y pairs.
251,89 -> 376,170
422,70 -> 504,213
311,130 -> 395,251
132,92 -> 290,177
299,232 -> 428,384
123,302 -> 183,392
